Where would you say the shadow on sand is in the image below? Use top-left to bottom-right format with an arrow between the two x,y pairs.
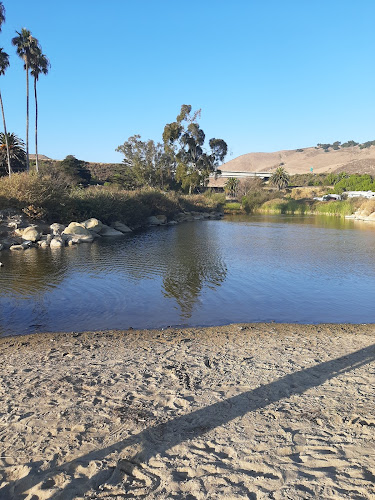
2,342 -> 375,499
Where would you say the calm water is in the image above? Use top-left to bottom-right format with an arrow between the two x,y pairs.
1,214 -> 375,336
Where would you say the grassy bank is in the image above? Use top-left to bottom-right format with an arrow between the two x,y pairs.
0,173 -> 224,227
259,198 -> 359,216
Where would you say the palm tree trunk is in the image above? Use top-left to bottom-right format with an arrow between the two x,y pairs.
0,90 -> 11,177
34,77 -> 38,173
26,61 -> 29,172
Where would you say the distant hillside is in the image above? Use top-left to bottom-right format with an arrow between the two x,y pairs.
221,145 -> 375,176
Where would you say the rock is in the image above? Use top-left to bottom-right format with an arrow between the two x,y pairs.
21,241 -> 33,249
0,262 -> 3,267
82,218 -> 103,233
10,244 -> 24,251
98,225 -> 124,236
38,240 -> 49,248
50,237 -> 64,248
65,234 -> 94,244
1,237 -> 19,249
0,243 -> 3,251
168,220 -> 178,225
110,221 -> 132,233
21,226 -> 42,242
155,215 -> 167,224
147,216 -> 162,226
63,222 -> 92,237
50,223 -> 65,236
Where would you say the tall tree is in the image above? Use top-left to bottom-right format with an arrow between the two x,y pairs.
163,105 -> 228,193
30,46 -> 50,173
116,135 -> 174,189
0,49 -> 11,176
0,3 -> 11,177
12,28 -> 40,172
0,2 -> 4,29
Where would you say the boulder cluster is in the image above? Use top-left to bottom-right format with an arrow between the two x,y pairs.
0,209 -> 223,258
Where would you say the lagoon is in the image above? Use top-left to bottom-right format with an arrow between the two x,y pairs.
1,214 -> 375,336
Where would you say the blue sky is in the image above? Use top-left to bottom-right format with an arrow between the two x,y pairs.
1,0 -> 374,163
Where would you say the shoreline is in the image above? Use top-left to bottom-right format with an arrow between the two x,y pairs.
1,322 -> 374,499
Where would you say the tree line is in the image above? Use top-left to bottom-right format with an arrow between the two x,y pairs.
0,1 -> 49,177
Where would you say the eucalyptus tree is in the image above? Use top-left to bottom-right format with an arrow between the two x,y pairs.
163,105 -> 228,193
116,135 -> 174,189
12,28 -> 40,171
30,47 -> 50,173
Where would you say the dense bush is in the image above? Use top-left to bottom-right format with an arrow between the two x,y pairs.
0,173 -> 224,225
0,172 -> 71,220
333,174 -> 375,194
242,189 -> 277,213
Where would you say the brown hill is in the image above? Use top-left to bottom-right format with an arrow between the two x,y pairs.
221,146 -> 375,176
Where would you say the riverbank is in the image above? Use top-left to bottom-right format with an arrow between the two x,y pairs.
1,323 -> 374,499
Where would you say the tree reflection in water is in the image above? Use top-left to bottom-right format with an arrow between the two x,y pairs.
162,223 -> 227,318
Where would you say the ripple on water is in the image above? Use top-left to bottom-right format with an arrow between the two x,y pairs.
1,216 -> 375,336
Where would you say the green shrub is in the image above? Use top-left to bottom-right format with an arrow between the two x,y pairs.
242,189 -> 277,213
260,198 -> 310,214
225,202 -> 242,211
314,200 -> 356,216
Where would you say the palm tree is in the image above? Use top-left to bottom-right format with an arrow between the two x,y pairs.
0,49 -> 11,176
30,46 -> 50,173
0,4 -> 11,177
0,132 -> 26,176
270,166 -> 290,191
12,28 -> 40,172
0,3 -> 5,30
224,177 -> 239,198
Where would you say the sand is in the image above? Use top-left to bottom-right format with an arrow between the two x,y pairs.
0,323 -> 374,499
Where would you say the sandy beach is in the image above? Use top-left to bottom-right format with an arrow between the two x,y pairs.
0,323 -> 374,499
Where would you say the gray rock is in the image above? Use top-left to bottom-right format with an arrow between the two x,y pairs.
0,243 -> 3,251
21,240 -> 33,249
63,222 -> 92,237
66,234 -> 94,244
21,226 -> 42,242
147,216 -> 162,226
98,224 -> 124,236
155,215 -> 167,224
1,237 -> 19,249
110,221 -> 132,233
50,237 -> 64,248
50,223 -> 65,236
82,218 -> 103,233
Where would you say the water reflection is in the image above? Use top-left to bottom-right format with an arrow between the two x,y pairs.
1,215 -> 375,336
0,222 -> 227,335
162,224 -> 227,318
